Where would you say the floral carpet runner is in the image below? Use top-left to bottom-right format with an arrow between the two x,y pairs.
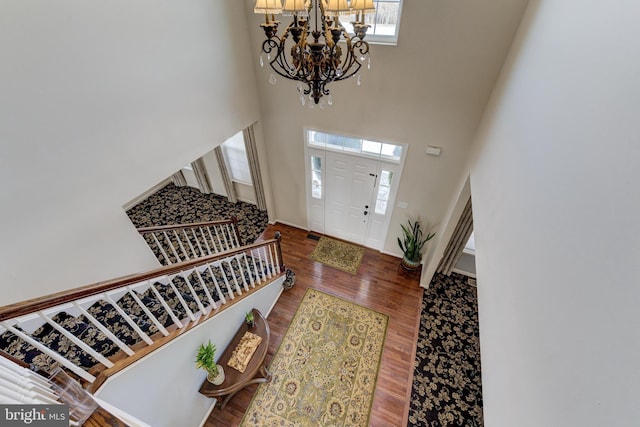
241,288 -> 388,426
309,236 -> 364,275
408,273 -> 484,426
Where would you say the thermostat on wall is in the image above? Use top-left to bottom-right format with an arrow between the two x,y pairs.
426,145 -> 442,156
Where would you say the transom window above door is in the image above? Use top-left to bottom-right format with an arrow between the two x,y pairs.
307,130 -> 403,162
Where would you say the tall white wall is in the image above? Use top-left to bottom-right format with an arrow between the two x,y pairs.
0,1 -> 260,305
470,1 -> 640,425
244,0 -> 529,268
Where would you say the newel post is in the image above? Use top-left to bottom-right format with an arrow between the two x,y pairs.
275,231 -> 285,273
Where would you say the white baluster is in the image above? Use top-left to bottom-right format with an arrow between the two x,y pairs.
213,226 -> 225,252
125,286 -> 169,337
206,227 -> 219,253
206,265 -> 227,305
0,322 -> 96,383
163,231 -> 182,262
71,303 -> 134,357
37,312 -> 114,368
167,278 -> 196,322
191,229 -> 205,257
265,246 -> 275,279
173,230 -> 190,261
198,228 -> 212,255
221,224 -> 233,250
149,283 -> 184,328
224,259 -> 243,295
0,358 -> 52,389
193,268 -> 217,311
241,254 -> 256,288
181,229 -> 197,259
102,294 -> 153,345
151,233 -> 172,265
227,223 -> 239,248
213,263 -> 235,300
180,271 -> 208,315
0,365 -> 58,402
0,371 -> 59,404
253,248 -> 267,282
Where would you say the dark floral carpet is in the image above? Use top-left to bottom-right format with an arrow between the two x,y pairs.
126,183 -> 269,244
408,272 -> 483,427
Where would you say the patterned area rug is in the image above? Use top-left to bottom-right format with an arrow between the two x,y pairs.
408,273 -> 483,427
241,289 -> 388,426
126,183 -> 269,244
309,236 -> 364,274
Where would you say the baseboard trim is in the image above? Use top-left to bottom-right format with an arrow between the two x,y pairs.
380,249 -> 402,259
197,401 -> 218,427
271,219 -> 308,231
122,178 -> 172,211
452,268 -> 476,279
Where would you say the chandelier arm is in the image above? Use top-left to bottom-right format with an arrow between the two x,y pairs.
261,38 -> 294,79
273,24 -> 301,77
333,39 -> 369,81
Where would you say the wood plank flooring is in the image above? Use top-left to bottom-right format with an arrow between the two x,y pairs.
205,223 -> 424,427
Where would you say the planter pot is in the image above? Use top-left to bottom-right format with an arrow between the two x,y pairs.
282,269 -> 296,290
207,365 -> 225,385
401,256 -> 421,271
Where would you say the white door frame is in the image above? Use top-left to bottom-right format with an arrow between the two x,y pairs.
303,131 -> 407,251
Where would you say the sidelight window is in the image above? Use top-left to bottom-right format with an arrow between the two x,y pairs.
310,156 -> 323,199
374,170 -> 393,215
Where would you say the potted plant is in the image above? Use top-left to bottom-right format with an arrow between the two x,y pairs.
196,340 -> 225,385
245,310 -> 255,328
397,219 -> 435,270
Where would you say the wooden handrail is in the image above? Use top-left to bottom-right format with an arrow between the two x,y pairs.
0,237 -> 281,321
136,217 -> 238,234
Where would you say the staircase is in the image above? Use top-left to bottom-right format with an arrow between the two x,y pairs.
0,220 -> 284,394
136,218 -> 244,265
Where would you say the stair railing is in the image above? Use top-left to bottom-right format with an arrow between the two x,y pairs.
136,218 -> 244,265
0,233 -> 284,393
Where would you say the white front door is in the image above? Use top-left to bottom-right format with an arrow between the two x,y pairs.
324,151 -> 378,244
304,134 -> 405,251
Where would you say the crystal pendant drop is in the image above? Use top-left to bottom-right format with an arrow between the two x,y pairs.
368,57 -> 371,70
269,74 -> 277,85
357,74 -> 362,86
327,95 -> 333,106
360,54 -> 366,61
260,55 -> 264,68
335,67 -> 343,77
297,83 -> 303,93
300,94 -> 306,106
267,53 -> 271,61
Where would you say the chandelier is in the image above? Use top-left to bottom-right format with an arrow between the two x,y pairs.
254,0 -> 376,107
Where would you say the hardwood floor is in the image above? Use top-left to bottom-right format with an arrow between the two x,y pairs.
205,223 -> 424,426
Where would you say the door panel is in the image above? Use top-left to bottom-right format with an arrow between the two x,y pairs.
305,146 -> 404,251
325,152 -> 378,244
